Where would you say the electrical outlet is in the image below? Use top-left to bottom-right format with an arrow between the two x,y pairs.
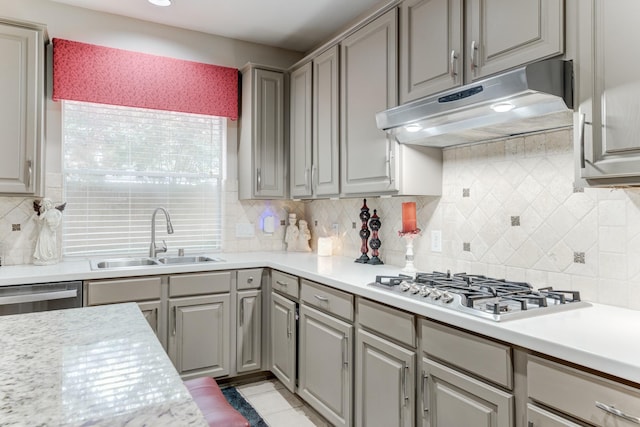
431,230 -> 442,252
235,223 -> 255,238
331,223 -> 339,235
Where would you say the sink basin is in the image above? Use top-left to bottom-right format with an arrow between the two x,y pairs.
91,255 -> 223,270
91,257 -> 160,270
157,255 -> 223,265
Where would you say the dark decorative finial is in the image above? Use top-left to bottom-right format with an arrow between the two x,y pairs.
355,199 -> 371,263
368,209 -> 383,265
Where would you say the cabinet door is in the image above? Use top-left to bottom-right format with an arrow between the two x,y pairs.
168,294 -> 230,379
466,0 -> 563,81
340,9 -> 399,195
137,300 -> 164,347
356,329 -> 415,427
290,62 -> 313,198
0,22 -> 44,195
236,289 -> 262,374
527,404 -> 582,427
576,0 -> 640,184
270,291 -> 297,392
298,304 -> 353,427
313,45 -> 340,197
400,0 -> 463,103
254,68 -> 286,198
421,357 -> 513,427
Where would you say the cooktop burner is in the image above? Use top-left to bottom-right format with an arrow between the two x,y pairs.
369,271 -> 589,321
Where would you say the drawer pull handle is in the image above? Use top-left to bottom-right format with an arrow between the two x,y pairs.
276,280 -> 288,287
314,294 -> 329,302
596,401 -> 640,424
402,364 -> 409,407
422,371 -> 430,413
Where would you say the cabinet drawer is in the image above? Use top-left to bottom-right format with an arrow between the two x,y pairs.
237,268 -> 263,290
301,279 -> 353,321
528,356 -> 640,426
169,271 -> 232,297
527,403 -> 582,427
357,297 -> 415,348
420,319 -> 512,389
87,277 -> 162,305
272,270 -> 299,299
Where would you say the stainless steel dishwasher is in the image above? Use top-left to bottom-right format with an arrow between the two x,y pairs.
0,281 -> 83,315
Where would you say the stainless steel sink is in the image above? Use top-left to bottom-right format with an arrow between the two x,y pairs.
90,255 -> 223,270
156,255 -> 222,265
91,257 -> 160,270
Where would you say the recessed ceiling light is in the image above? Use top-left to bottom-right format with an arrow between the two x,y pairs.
491,102 -> 515,113
148,0 -> 172,6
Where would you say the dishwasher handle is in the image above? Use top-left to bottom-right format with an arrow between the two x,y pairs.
0,289 -> 78,306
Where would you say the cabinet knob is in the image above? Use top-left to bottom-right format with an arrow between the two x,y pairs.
247,277 -> 253,283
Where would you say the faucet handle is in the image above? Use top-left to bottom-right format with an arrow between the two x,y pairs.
156,240 -> 168,254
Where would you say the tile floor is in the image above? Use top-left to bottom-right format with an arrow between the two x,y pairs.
236,378 -> 329,426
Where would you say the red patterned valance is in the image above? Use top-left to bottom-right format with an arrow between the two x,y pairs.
53,38 -> 238,119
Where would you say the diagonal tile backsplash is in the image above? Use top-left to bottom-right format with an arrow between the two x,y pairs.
2,127 -> 640,310
306,128 -> 640,310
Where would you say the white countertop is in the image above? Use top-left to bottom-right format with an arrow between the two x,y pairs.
0,303 -> 208,427
1,252 -> 640,386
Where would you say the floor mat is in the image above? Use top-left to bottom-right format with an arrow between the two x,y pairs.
221,386 -> 269,427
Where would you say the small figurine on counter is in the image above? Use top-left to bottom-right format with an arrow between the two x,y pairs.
33,199 -> 67,265
284,213 -> 299,251
297,220 -> 312,252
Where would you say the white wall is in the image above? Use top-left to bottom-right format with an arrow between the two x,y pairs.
0,0 -> 304,263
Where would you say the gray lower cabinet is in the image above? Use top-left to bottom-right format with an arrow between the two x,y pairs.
422,357 -> 513,427
236,289 -> 262,374
298,304 -> 353,427
168,294 -> 230,379
85,276 -> 165,348
355,329 -> 415,427
270,291 -> 297,392
527,404 -> 582,427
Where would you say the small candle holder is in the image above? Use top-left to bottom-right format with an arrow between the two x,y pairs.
355,199 -> 371,263
398,228 -> 421,275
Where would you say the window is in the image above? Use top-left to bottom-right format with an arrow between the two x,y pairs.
62,101 -> 225,257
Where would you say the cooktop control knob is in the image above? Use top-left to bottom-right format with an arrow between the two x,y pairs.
399,281 -> 412,292
441,292 -> 454,303
419,287 -> 431,297
430,290 -> 441,300
409,283 -> 421,294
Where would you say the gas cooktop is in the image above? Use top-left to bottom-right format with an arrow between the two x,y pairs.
368,271 -> 590,321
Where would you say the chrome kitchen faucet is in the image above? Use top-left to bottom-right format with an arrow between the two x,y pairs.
150,207 -> 174,258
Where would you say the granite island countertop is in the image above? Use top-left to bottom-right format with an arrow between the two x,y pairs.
1,251 -> 639,386
0,303 -> 208,427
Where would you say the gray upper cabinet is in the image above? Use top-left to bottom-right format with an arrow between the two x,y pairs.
399,0 -> 463,103
239,64 -> 287,199
290,62 -> 313,198
0,20 -> 46,195
313,45 -> 341,197
290,46 -> 341,199
399,0 -> 563,104
340,9 -> 399,195
340,9 -> 443,196
466,0 -> 564,81
574,0 -> 640,185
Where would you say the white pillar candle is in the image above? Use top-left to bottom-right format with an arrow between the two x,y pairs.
317,237 -> 333,256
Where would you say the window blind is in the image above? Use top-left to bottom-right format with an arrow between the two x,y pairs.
62,101 -> 224,257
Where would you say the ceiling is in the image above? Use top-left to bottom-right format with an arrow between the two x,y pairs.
49,0 -> 387,52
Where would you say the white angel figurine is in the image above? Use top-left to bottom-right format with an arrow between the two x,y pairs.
33,199 -> 66,265
297,220 -> 312,252
284,213 -> 299,251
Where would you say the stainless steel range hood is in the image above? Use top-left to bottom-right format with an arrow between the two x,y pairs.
376,59 -> 573,147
